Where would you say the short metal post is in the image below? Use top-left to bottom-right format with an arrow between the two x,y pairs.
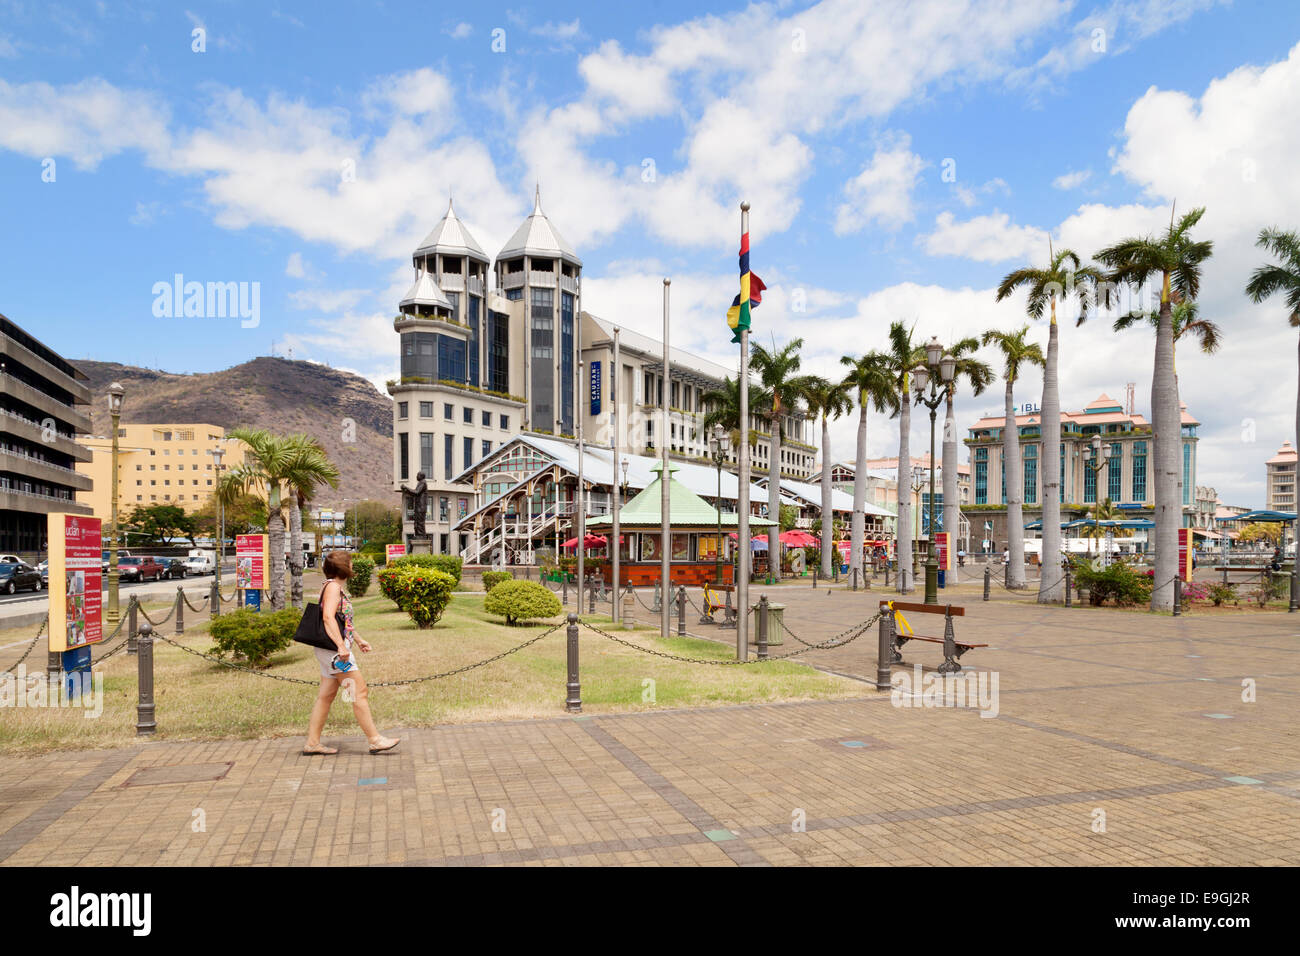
210,580 -> 220,619
1173,576 -> 1182,617
136,620 -> 156,736
852,567 -> 858,592
127,599 -> 138,655
1064,561 -> 1072,608
876,607 -> 894,691
563,576 -> 569,606
525,565 -> 532,581
588,581 -> 595,614
812,567 -> 818,589
983,566 -> 991,602
676,586 -> 686,636
757,594 -> 769,660
833,561 -> 838,584
565,613 -> 581,713
1004,559 -> 1010,590
720,587 -> 736,629
653,579 -> 662,612
1290,560 -> 1298,613
175,587 -> 184,635
623,587 -> 634,630
884,565 -> 890,588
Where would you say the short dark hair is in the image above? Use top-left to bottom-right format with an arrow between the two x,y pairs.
323,550 -> 353,580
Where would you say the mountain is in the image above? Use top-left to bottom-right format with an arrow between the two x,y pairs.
72,357 -> 394,509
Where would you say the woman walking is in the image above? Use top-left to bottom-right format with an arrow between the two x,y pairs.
303,551 -> 400,755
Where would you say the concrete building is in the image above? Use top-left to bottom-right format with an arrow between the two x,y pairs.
1265,441 -> 1296,511
813,455 -> 972,541
963,392 -> 1199,551
76,424 -> 244,521
0,313 -> 93,556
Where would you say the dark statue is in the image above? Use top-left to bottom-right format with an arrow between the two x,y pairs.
401,471 -> 429,537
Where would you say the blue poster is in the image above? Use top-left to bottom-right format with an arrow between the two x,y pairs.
590,361 -> 601,415
245,588 -> 262,611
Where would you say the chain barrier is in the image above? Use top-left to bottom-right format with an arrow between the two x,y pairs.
181,590 -> 210,613
578,611 -> 883,665
0,619 -> 46,676
138,602 -> 177,627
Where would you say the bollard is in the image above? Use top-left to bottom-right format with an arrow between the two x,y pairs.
884,565 -> 890,588
1291,562 -> 1298,614
983,567 -> 991,602
1064,562 -> 1072,608
720,587 -> 736,630
757,594 -> 769,660
876,607 -> 894,691
653,579 -> 662,613
565,613 -> 581,713
623,587 -> 635,630
175,587 -> 185,635
526,566 -> 532,581
852,567 -> 858,592
813,567 -> 818,589
127,600 -> 138,655
136,620 -> 156,736
677,586 -> 686,637
210,580 -> 220,619
698,586 -> 714,624
833,562 -> 839,584
589,581 -> 596,615
1004,560 -> 1010,591
563,576 -> 569,606
1173,577 -> 1182,617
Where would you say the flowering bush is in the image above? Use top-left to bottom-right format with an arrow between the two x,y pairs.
484,580 -> 562,625
376,566 -> 455,628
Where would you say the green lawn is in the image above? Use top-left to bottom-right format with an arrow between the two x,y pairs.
0,591 -> 864,754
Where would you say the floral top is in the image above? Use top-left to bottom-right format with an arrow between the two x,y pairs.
337,587 -> 356,643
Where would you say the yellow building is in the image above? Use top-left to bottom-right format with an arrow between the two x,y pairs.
76,424 -> 245,521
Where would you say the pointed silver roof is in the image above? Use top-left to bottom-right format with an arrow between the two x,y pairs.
399,269 -> 452,312
414,199 -> 488,261
498,186 -> 582,267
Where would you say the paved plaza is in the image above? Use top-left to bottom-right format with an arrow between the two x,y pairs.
1,586 -> 1297,866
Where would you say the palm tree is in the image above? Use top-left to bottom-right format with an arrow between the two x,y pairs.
980,326 -> 1045,589
282,435 -> 340,608
940,338 -> 993,561
996,246 -> 1109,603
883,321 -> 925,592
1095,206 -> 1213,611
750,337 -> 817,581
700,376 -> 772,453
1246,229 -> 1300,532
840,351 -> 897,584
1082,497 -> 1130,557
1113,299 -> 1221,356
803,376 -> 854,576
219,428 -> 296,610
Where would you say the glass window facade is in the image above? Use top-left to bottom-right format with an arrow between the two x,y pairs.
438,335 -> 466,384
1084,461 -> 1097,503
1132,441 -> 1147,501
444,434 -> 453,480
463,436 -> 473,471
400,331 -> 437,380
560,292 -> 575,435
467,295 -> 481,388
531,288 -> 554,430
1183,442 -> 1192,504
419,433 -> 433,478
974,447 -> 988,504
399,433 -> 409,480
1109,443 -> 1123,501
1024,443 -> 1037,504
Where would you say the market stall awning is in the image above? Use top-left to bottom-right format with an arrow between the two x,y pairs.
586,461 -> 776,530
1216,509 -> 1297,524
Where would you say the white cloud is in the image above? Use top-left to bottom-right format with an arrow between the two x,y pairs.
446,22 -> 473,40
1052,169 -> 1092,190
923,211 -> 1050,263
285,253 -> 307,278
578,40 -> 675,121
834,136 -> 925,234
533,19 -> 582,41
0,77 -> 170,168
288,288 -> 367,312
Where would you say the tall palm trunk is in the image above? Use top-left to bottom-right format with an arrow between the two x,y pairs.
1003,381 -> 1026,588
1151,287 -> 1180,610
289,492 -> 304,609
851,394 -> 868,583
896,387 -> 912,592
769,397 -> 782,581
1039,315 -> 1064,601
942,388 -> 959,561
267,485 -> 286,611
820,414 -> 833,576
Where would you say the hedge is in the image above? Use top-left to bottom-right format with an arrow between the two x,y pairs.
389,553 -> 462,584
208,607 -> 301,668
348,554 -> 375,598
376,566 -> 456,628
482,570 -> 514,592
484,580 -> 562,625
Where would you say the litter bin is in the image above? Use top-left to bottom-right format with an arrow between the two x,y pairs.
749,602 -> 785,646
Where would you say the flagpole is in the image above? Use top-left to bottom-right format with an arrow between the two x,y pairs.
661,277 -> 672,639
577,358 -> 585,616
737,201 -> 751,661
611,326 -> 621,625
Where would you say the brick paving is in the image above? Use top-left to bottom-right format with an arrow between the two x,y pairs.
1,589 -> 1297,866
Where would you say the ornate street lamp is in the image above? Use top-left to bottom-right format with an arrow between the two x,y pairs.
208,445 -> 226,590
709,423 -> 732,585
912,338 -> 956,604
106,383 -> 125,625
1082,436 -> 1114,565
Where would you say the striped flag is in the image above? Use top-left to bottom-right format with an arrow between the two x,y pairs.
726,230 -> 765,343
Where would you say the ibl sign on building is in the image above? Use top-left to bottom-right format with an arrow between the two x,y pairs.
47,513 -> 103,653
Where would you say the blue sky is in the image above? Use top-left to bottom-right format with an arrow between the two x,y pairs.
3,1 -> 1300,504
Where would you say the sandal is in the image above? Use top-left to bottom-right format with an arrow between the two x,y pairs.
302,744 -> 339,755
368,736 -> 400,754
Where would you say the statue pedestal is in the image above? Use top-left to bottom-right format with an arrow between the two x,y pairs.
408,535 -> 433,555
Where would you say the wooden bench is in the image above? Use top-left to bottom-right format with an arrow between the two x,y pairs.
878,601 -> 985,674
702,583 -> 737,626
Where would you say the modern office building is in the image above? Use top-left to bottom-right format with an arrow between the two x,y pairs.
962,392 -> 1200,550
0,313 -> 93,556
1265,441 -> 1297,511
814,456 -> 972,540
76,424 -> 245,520
390,194 -> 812,556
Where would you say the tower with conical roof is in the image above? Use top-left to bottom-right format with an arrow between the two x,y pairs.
495,186 -> 583,437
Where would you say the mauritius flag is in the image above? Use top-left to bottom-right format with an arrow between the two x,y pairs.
726,230 -> 766,344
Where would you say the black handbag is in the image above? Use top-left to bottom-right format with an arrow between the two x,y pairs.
293,584 -> 347,651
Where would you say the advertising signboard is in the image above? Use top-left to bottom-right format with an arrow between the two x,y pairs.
386,543 -> 407,563
47,513 -> 103,654
235,534 -> 268,591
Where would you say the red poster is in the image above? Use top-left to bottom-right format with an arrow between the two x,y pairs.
48,513 -> 103,652
386,544 -> 407,562
1178,528 -> 1192,582
235,534 -> 268,590
935,532 -> 950,571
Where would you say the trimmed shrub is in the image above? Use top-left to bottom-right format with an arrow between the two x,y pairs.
1072,559 -> 1152,606
482,570 -> 514,592
390,553 -> 463,584
1206,582 -> 1236,607
376,566 -> 455,627
484,580 -> 562,625
208,607 -> 301,668
347,555 -> 375,598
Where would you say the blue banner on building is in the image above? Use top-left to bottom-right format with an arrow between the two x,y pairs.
590,361 -> 601,415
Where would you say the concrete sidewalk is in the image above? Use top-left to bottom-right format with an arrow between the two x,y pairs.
1,596 -> 1297,866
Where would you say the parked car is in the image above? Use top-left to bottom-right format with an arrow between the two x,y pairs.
117,556 -> 164,583
0,554 -> 23,565
0,561 -> 42,594
37,559 -> 48,589
184,552 -> 216,575
101,549 -> 132,572
160,558 -> 189,580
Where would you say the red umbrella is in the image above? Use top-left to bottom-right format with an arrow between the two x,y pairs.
779,529 -> 818,547
562,533 -> 608,549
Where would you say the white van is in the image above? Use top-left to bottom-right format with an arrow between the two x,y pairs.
185,550 -> 216,575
